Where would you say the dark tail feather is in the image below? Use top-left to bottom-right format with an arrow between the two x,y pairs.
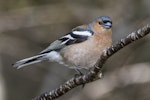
13,54 -> 46,69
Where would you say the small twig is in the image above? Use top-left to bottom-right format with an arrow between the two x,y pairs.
35,24 -> 150,100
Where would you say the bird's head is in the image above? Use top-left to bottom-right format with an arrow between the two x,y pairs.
89,16 -> 112,35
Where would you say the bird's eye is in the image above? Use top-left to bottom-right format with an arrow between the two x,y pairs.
98,21 -> 103,25
103,21 -> 107,23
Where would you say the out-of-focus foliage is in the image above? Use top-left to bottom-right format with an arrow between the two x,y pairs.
0,0 -> 149,100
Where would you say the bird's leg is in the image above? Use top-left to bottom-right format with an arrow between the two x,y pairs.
79,67 -> 89,71
70,66 -> 86,88
77,66 -> 104,80
69,66 -> 83,75
71,66 -> 83,76
74,68 -> 85,88
74,68 -> 83,75
75,66 -> 92,88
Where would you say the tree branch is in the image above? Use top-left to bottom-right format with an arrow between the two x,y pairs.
34,24 -> 150,100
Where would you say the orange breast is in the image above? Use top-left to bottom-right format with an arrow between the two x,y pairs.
60,35 -> 112,68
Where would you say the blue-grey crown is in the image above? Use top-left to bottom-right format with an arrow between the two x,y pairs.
100,16 -> 112,23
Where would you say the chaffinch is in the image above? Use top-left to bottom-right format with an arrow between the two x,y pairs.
13,16 -> 112,71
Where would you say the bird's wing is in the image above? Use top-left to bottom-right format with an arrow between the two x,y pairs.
40,25 -> 94,54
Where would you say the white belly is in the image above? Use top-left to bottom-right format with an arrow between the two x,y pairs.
46,51 -> 64,65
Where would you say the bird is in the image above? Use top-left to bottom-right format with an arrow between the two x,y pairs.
13,16 -> 112,72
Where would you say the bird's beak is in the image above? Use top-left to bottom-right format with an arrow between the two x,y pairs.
104,22 -> 112,29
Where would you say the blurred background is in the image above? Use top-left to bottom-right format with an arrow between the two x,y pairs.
0,0 -> 150,100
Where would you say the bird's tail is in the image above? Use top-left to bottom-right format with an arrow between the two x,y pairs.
13,54 -> 47,69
